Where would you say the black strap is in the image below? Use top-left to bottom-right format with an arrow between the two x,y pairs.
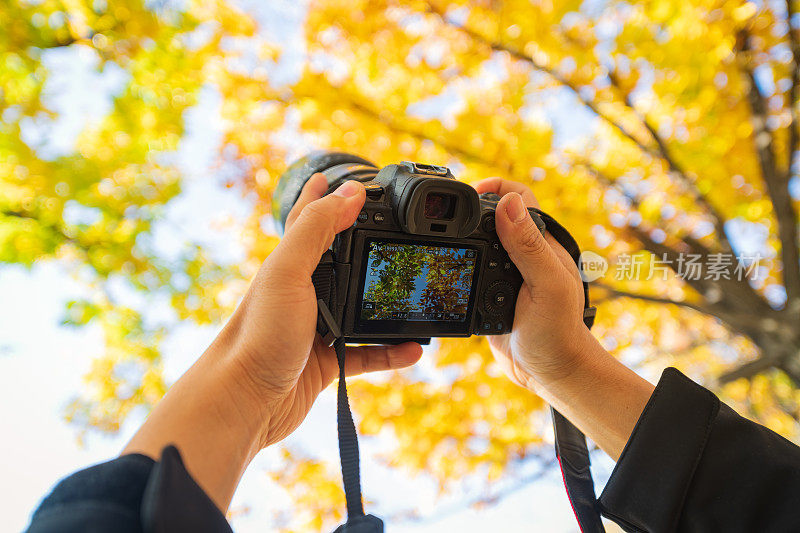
334,337 -> 365,519
332,337 -> 384,533
552,408 -> 604,532
313,255 -> 382,532
533,208 -> 604,532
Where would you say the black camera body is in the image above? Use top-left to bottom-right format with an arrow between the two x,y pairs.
273,152 -> 547,345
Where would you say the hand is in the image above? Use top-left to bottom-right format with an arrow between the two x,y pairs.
123,174 -> 422,511
220,174 -> 422,447
472,178 -> 595,392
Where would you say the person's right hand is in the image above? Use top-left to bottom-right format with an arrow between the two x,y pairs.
472,178 -> 598,392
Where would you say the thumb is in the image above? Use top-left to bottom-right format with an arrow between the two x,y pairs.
495,192 -> 560,288
269,180 -> 365,279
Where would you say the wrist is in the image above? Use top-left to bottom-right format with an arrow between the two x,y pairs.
122,338 -> 272,511
204,335 -> 275,452
523,331 -> 607,396
523,333 -> 655,459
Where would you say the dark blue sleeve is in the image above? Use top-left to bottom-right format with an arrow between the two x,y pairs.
26,453 -> 155,533
26,445 -> 232,533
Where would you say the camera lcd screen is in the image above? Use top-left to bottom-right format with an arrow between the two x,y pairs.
358,240 -> 478,324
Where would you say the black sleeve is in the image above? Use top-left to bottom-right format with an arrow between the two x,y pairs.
599,367 -> 800,532
26,445 -> 232,533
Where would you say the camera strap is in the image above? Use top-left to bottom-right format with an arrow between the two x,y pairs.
532,208 -> 604,533
313,260 -> 384,533
331,336 -> 384,533
314,209 -> 602,533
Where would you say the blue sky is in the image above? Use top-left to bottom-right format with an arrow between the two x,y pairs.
0,1 -> 632,531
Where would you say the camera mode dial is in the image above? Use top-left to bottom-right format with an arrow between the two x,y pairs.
479,192 -> 502,203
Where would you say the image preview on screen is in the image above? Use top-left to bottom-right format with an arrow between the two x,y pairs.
360,241 -> 477,321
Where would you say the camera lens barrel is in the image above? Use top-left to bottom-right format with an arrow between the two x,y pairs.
272,151 -> 378,233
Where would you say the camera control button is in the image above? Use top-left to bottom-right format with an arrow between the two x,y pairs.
481,215 -> 496,232
495,321 -> 504,332
365,185 -> 384,200
487,259 -> 499,270
493,291 -> 507,306
373,212 -> 385,223
491,241 -> 501,252
481,321 -> 492,331
484,280 -> 513,316
357,211 -> 369,223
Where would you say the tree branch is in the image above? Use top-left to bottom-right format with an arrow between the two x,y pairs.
580,163 -> 771,316
594,283 -> 711,314
718,356 -> 779,383
422,2 -> 649,150
631,224 -> 778,314
2,208 -> 79,246
595,281 -> 773,338
578,162 -> 777,321
290,90 -> 507,171
580,160 -> 716,256
345,98 -> 498,168
736,29 -> 800,305
786,0 -> 800,177
423,1 -> 729,247
606,72 -> 731,248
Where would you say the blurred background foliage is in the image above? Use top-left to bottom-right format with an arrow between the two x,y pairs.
2,0 -> 799,530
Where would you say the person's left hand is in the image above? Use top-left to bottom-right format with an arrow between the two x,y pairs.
216,173 -> 422,448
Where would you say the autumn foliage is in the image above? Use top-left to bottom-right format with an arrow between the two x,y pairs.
2,0 -> 799,529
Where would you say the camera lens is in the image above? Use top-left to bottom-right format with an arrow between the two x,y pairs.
424,192 -> 457,220
272,151 -> 376,233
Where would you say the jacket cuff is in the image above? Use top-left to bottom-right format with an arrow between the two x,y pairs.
27,445 -> 231,533
141,445 -> 232,533
598,367 -> 720,532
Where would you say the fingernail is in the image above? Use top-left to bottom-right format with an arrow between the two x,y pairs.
505,193 -> 527,223
333,180 -> 361,198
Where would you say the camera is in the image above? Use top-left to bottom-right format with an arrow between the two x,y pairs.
273,151 -> 548,345
274,152 -> 599,533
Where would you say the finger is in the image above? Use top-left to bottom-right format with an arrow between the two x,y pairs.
472,177 -> 540,208
285,173 -> 329,232
342,342 -> 423,377
268,180 -> 366,279
494,192 -> 561,288
545,232 -> 584,285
